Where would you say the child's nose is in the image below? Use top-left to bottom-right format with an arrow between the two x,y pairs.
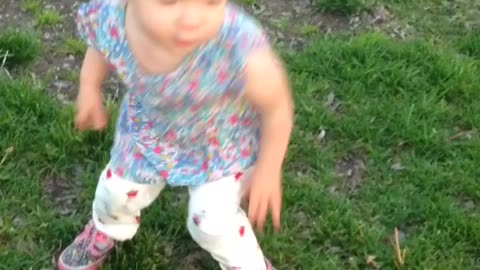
179,9 -> 202,29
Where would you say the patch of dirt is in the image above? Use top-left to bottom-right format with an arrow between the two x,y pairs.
456,196 -> 478,214
0,1 -> 33,30
323,91 -> 342,113
0,0 -> 123,104
241,0 -> 351,49
351,5 -> 414,39
331,154 -> 367,194
180,250 -> 210,270
42,174 -> 83,216
241,0 -> 410,49
0,0 -> 75,100
462,199 -> 476,211
293,211 -> 317,241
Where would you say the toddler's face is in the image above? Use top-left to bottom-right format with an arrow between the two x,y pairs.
130,0 -> 227,50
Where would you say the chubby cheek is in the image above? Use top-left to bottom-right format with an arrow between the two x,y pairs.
208,12 -> 225,34
133,3 -> 175,41
144,16 -> 175,42
197,9 -> 226,42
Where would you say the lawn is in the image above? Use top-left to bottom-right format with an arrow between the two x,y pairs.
1,1 -> 479,270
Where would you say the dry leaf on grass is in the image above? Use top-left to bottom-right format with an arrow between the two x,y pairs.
391,162 -> 405,171
0,146 -> 14,167
366,255 -> 380,269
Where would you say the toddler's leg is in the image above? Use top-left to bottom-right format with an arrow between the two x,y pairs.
58,165 -> 165,270
187,171 -> 274,270
92,166 -> 165,240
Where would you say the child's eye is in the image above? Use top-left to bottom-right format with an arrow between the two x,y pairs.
206,0 -> 222,6
159,0 -> 178,5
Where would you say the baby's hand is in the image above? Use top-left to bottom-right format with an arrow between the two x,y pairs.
242,168 -> 282,232
74,88 -> 108,131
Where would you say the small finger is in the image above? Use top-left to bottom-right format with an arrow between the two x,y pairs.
94,119 -> 106,130
248,194 -> 259,228
271,194 -> 282,232
75,112 -> 89,130
75,118 -> 86,131
93,112 -> 107,130
254,198 -> 268,232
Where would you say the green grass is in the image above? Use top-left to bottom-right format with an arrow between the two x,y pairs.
60,70 -> 80,83
272,18 -> 290,31
61,37 -> 87,56
313,0 -> 366,15
1,32 -> 479,269
21,0 -> 42,14
299,23 -> 319,37
236,0 -> 257,5
35,10 -> 64,28
0,30 -> 40,69
457,30 -> 480,60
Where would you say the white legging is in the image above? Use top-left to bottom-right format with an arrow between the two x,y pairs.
91,165 -> 267,269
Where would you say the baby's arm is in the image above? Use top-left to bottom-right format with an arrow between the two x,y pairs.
244,49 -> 294,174
75,47 -> 109,131
243,48 -> 293,231
80,47 -> 109,90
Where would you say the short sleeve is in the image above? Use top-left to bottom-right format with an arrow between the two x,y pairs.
221,5 -> 271,94
228,6 -> 271,71
75,0 -> 119,55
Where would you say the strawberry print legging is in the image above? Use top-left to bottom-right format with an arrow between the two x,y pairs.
91,166 -> 267,269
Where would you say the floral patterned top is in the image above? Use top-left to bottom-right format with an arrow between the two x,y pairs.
76,0 -> 270,186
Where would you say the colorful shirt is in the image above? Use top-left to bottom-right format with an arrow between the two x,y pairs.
76,0 -> 270,186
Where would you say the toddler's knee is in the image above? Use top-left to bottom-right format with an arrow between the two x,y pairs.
187,206 -> 237,238
187,181 -> 242,240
